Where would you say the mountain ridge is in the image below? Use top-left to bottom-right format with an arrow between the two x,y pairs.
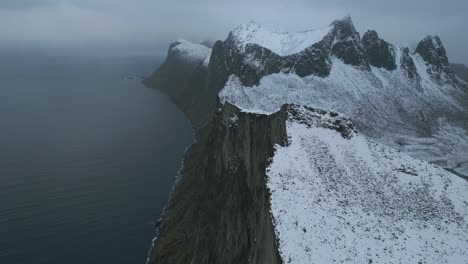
144,16 -> 468,263
145,15 -> 468,175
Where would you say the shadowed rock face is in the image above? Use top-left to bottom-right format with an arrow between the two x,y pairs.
212,31 -> 332,88
362,30 -> 397,71
401,47 -> 419,79
208,16 -> 369,88
147,102 -> 286,264
416,35 -> 454,80
329,16 -> 370,70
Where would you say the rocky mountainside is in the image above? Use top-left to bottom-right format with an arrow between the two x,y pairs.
217,17 -> 468,178
145,16 -> 468,263
268,105 -> 467,263
147,102 -> 468,264
147,102 -> 286,264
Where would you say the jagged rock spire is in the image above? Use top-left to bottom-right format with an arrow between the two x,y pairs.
362,30 -> 397,71
415,35 -> 453,79
416,36 -> 448,65
400,47 -> 419,79
328,16 -> 370,69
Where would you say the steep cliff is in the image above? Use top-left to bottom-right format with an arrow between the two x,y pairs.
415,35 -> 454,81
147,102 -> 286,264
362,30 -> 396,70
148,102 -> 468,263
145,16 -> 468,263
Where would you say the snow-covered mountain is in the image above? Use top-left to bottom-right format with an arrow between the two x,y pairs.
218,16 -> 468,178
145,16 -> 468,264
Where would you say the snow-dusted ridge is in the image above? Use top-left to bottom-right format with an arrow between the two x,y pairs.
168,38 -> 211,65
145,14 -> 468,264
231,21 -> 332,56
218,45 -> 468,175
267,105 -> 468,263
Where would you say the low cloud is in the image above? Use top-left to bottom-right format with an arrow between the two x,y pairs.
0,0 -> 466,63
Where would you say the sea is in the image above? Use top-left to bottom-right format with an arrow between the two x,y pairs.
0,45 -> 193,264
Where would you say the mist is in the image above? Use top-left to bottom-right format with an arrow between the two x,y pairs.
0,0 -> 466,63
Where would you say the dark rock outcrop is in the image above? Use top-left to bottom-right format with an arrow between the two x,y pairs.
207,16 -> 369,88
362,30 -> 397,70
328,16 -> 370,70
286,105 -> 356,139
401,47 -> 419,79
415,35 -> 454,80
214,36 -> 284,87
147,102 -> 286,264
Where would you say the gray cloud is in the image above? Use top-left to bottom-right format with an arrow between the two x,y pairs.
0,0 -> 58,9
0,0 -> 466,64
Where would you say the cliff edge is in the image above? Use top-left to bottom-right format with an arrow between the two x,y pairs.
147,102 -> 286,263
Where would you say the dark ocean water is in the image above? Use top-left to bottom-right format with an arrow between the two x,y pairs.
0,48 -> 193,264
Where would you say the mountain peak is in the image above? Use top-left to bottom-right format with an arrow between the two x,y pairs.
330,15 -> 353,27
229,21 -> 331,56
329,15 -> 358,36
328,16 -> 370,69
363,30 -> 379,40
415,35 -> 453,79
362,30 -> 397,70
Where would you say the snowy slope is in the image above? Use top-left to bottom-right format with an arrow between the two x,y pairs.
149,16 -> 468,264
230,21 -> 331,56
219,51 -> 468,176
219,52 -> 462,123
267,105 -> 468,264
169,39 -> 211,65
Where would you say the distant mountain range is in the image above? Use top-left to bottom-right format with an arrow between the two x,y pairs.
145,16 -> 468,264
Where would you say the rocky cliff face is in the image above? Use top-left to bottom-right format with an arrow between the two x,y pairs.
147,102 -> 286,264
415,35 -> 455,81
362,30 -> 396,71
213,16 -> 371,87
400,47 -> 419,79
328,16 -> 370,70
145,16 -> 468,264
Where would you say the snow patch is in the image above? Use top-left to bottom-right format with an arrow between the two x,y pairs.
218,56 -> 468,174
170,39 -> 212,65
267,108 -> 468,263
231,21 -> 331,56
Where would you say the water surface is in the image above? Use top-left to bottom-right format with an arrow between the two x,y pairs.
0,48 -> 193,264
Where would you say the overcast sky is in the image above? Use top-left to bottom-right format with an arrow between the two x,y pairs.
0,0 -> 466,63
